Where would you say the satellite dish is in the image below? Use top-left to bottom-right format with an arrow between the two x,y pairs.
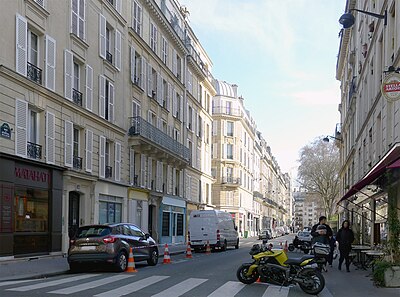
339,13 -> 355,29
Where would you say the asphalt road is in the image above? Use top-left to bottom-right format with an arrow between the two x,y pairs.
0,235 -> 398,297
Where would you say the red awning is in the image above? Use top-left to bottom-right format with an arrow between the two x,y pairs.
338,143 -> 400,202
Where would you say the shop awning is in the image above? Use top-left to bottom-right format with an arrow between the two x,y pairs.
339,143 -> 400,202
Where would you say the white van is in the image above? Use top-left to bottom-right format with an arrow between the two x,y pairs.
189,210 -> 239,251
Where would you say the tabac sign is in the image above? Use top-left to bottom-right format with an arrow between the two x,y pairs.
381,72 -> 400,102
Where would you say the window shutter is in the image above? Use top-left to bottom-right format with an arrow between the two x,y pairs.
64,49 -> 73,100
79,0 -> 85,39
71,0 -> 78,35
64,120 -> 73,167
179,94 -> 183,121
85,64 -> 93,111
167,83 -> 171,111
45,111 -> 56,164
130,46 -> 136,84
99,135 -> 106,178
147,157 -> 152,190
116,0 -> 122,14
172,48 -> 177,75
172,88 -> 177,117
156,73 -> 162,105
99,14 -> 106,59
197,147 -> 201,169
16,14 -> 27,76
167,165 -> 172,194
129,148 -> 135,185
179,170 -> 184,197
172,168 -> 177,195
85,129 -> 93,172
45,35 -> 56,91
147,63 -> 152,97
108,82 -> 114,123
159,161 -> 163,192
115,142 -> 121,181
15,99 -> 28,157
115,29 -> 122,71
99,75 -> 105,118
140,154 -> 146,187
140,57 -> 145,89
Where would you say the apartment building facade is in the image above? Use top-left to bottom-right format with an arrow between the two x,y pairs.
0,0 -> 215,257
336,0 -> 400,245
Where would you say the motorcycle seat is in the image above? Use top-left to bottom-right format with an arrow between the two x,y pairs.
284,255 -> 314,265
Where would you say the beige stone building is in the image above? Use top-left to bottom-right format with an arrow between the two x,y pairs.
336,0 -> 400,245
0,0 -> 214,258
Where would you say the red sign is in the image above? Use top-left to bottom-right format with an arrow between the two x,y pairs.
382,73 -> 400,102
14,164 -> 50,187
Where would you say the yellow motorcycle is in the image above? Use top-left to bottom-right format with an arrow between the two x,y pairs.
237,244 -> 325,295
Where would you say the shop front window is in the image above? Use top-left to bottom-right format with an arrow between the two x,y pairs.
99,201 -> 122,224
15,188 -> 48,232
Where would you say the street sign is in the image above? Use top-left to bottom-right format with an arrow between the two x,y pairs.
381,72 -> 400,102
0,123 -> 11,139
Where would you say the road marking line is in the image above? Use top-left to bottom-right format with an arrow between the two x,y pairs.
261,285 -> 290,297
207,281 -> 246,297
317,287 -> 334,297
6,274 -> 99,292
0,280 -> 38,287
48,274 -> 135,294
151,277 -> 207,297
93,275 -> 169,297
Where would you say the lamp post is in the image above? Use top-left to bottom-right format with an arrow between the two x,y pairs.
339,8 -> 387,29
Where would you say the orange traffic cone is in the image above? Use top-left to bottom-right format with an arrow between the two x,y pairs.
256,277 -> 261,283
205,240 -> 211,255
163,243 -> 171,264
284,240 -> 288,253
186,241 -> 193,259
126,247 -> 137,272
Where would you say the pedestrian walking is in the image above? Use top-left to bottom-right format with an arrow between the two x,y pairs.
311,216 -> 333,244
336,220 -> 355,272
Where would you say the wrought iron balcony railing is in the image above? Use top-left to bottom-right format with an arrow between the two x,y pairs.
105,166 -> 112,178
27,142 -> 42,159
212,106 -> 243,117
221,177 -> 241,185
72,89 -> 83,106
129,116 -> 190,162
106,51 -> 113,64
73,156 -> 82,169
27,62 -> 42,84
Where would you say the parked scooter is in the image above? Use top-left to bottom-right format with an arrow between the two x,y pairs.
237,243 -> 325,295
288,237 -> 312,254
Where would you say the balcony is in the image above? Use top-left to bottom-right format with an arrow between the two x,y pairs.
105,166 -> 112,178
212,106 -> 243,117
106,51 -> 113,64
73,156 -> 82,170
221,176 -> 241,186
72,89 -> 83,106
27,142 -> 42,160
128,116 -> 190,166
27,62 -> 42,84
187,44 -> 208,79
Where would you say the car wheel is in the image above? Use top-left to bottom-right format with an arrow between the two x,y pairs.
235,239 -> 239,249
115,251 -> 128,272
147,249 -> 158,266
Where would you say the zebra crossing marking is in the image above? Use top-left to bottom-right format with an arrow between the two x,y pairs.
207,281 -> 246,297
6,274 -> 99,292
0,279 -> 38,287
151,277 -> 207,297
261,284 -> 290,297
93,275 -> 170,297
48,274 -> 135,295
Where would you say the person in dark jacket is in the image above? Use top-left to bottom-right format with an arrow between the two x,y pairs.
336,220 -> 355,272
311,216 -> 333,244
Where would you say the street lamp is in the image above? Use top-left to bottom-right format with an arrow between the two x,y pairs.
322,135 -> 342,143
339,8 -> 387,29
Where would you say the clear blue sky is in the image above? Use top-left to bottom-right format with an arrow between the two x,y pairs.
182,0 -> 346,175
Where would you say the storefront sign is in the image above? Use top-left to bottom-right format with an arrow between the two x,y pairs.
0,123 -> 11,139
0,185 -> 13,232
381,72 -> 400,102
15,164 -> 50,187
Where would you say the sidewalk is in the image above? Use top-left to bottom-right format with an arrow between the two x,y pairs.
0,242 -> 187,282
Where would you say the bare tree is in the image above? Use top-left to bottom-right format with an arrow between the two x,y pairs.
297,137 -> 340,217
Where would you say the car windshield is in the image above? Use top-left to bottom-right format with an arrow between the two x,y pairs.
76,226 -> 111,238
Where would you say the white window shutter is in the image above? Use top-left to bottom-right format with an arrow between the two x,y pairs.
167,165 -> 172,194
130,46 -> 136,84
167,83 -> 171,111
129,148 -> 135,185
45,111 -> 56,164
99,135 -> 106,177
172,168 -> 177,195
45,35 -> 56,91
115,29 -> 121,71
85,64 -> 93,111
64,120 -> 73,167
115,142 -> 121,181
179,94 -> 183,121
85,129 -> 93,172
108,82 -> 114,123
140,57 -> 145,89
15,99 -> 28,157
172,88 -> 177,117
156,73 -> 162,105
147,157 -> 152,190
172,48 -> 177,75
99,75 -> 105,118
64,50 -> 73,100
71,0 -> 78,35
147,63 -> 152,97
159,161 -> 164,192
140,154 -> 146,188
179,170 -> 184,197
16,14 -> 27,76
99,14 -> 106,59
116,0 -> 122,14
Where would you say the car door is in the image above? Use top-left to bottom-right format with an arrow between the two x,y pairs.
128,224 -> 150,260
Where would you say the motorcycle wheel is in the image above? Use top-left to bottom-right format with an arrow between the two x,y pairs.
288,244 -> 295,252
236,264 -> 259,284
298,268 -> 325,295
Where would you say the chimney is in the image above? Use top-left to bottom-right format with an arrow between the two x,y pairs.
232,84 -> 238,98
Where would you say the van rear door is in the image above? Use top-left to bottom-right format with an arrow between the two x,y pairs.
189,212 -> 217,245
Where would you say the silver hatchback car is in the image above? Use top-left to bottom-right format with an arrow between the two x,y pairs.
68,223 -> 158,272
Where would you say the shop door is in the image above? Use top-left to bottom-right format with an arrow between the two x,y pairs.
172,213 -> 177,244
68,192 -> 80,239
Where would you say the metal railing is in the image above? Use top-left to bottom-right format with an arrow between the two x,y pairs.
128,116 -> 190,162
27,62 -> 42,84
106,51 -> 113,64
72,89 -> 83,106
221,176 -> 241,185
187,44 -> 208,76
73,156 -> 82,169
212,106 -> 243,117
27,142 -> 42,159
105,166 -> 112,178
